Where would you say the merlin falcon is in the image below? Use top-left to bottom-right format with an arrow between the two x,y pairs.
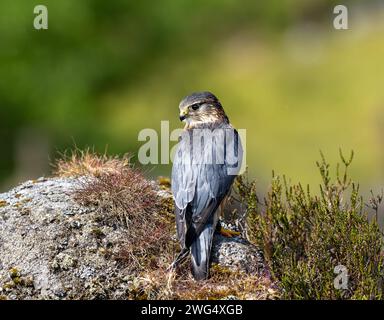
171,92 -> 243,280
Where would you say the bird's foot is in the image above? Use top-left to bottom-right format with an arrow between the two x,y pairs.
168,247 -> 189,272
219,227 -> 240,238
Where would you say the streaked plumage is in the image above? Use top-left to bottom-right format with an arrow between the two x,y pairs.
171,92 -> 242,280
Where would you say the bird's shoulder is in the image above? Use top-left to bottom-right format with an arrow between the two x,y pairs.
177,121 -> 235,141
186,120 -> 233,131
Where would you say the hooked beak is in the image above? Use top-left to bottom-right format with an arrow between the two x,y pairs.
179,108 -> 188,121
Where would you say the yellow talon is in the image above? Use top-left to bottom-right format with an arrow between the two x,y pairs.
219,227 -> 240,238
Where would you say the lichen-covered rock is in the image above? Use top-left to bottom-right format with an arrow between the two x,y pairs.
0,177 -> 265,300
212,235 -> 264,274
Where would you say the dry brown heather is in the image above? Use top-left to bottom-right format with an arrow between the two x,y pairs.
54,150 -> 277,299
54,148 -> 132,178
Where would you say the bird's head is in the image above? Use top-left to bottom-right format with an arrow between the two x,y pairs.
178,92 -> 229,127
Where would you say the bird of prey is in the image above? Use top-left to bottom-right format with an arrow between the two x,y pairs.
171,91 -> 243,280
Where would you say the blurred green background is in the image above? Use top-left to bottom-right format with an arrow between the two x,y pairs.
1,0 -> 384,196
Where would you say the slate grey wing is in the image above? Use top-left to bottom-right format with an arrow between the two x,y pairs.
172,130 -> 197,249
171,126 -> 243,279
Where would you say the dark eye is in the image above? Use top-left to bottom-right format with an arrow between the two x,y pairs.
191,103 -> 200,110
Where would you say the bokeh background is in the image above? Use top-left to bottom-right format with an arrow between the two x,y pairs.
1,0 -> 384,198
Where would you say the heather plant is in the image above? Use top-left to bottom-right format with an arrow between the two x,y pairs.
53,148 -> 131,178
237,151 -> 384,299
55,149 -> 173,276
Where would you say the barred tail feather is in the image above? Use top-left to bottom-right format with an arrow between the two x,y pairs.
190,222 -> 215,280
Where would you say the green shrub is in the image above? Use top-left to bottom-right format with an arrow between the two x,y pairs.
237,151 -> 384,299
